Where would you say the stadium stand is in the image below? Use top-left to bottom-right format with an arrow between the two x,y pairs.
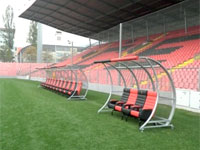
0,0 -> 198,134
77,25 -> 200,91
0,24 -> 199,91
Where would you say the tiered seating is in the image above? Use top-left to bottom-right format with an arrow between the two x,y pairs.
171,59 -> 200,90
92,26 -> 199,90
108,88 -> 157,122
0,26 -> 198,91
77,43 -> 112,65
41,78 -> 82,96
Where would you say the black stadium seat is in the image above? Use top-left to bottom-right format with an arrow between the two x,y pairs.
122,91 -> 157,121
108,88 -> 131,109
107,87 -> 157,123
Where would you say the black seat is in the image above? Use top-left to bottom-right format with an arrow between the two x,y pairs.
108,88 -> 130,109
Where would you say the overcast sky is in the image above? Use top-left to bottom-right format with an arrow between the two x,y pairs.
0,0 -> 94,48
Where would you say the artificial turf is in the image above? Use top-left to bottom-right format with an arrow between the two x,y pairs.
0,79 -> 199,150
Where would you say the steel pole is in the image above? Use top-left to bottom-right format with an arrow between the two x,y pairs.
37,23 -> 42,63
146,21 -> 149,41
198,69 -> 200,91
163,16 -> 166,36
89,38 -> 91,48
119,23 -> 122,58
131,25 -> 134,42
184,9 -> 188,34
71,42 -> 73,65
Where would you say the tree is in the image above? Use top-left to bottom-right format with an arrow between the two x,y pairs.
0,46 -> 6,62
27,21 -> 37,46
23,46 -> 37,62
59,53 -> 69,62
0,5 -> 15,62
42,51 -> 54,63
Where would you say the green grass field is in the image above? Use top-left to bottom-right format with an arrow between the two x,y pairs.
0,79 -> 199,150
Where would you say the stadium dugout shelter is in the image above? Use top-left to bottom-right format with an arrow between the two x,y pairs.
41,65 -> 88,100
19,0 -> 194,130
94,56 -> 176,131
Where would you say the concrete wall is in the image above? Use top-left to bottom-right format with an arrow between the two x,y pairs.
176,89 -> 200,112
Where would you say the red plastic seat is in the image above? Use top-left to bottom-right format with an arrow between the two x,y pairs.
128,91 -> 157,121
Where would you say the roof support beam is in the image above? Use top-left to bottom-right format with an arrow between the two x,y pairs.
184,6 -> 199,15
28,9 -> 98,33
162,0 -> 182,3
96,0 -> 137,17
66,1 -> 140,33
71,0 -> 124,21
37,0 -> 71,21
137,2 -> 181,21
33,4 -> 106,31
20,0 -> 187,38
40,0 -> 111,26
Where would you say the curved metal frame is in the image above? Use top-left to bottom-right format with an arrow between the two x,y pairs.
98,60 -> 156,113
96,56 -> 176,131
79,68 -> 89,99
97,62 -> 128,113
143,58 -> 176,127
68,66 -> 89,100
129,61 -> 156,91
68,68 -> 78,100
97,63 -> 114,113
119,62 -> 140,89
107,63 -> 127,88
139,57 -> 160,131
43,65 -> 89,100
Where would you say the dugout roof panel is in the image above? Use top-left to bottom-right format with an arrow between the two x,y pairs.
20,0 -> 184,37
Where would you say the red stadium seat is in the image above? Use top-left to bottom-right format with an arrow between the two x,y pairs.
122,91 -> 157,121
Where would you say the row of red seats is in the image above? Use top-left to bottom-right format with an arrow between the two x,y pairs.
50,26 -> 199,91
108,88 -> 157,123
41,78 -> 82,96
